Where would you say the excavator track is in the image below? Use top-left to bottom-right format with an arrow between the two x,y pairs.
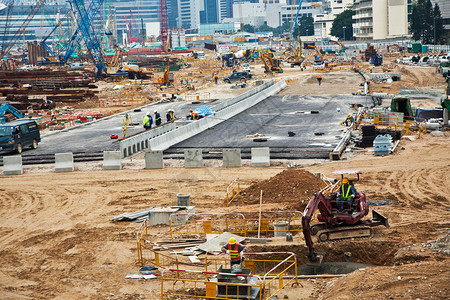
316,226 -> 372,242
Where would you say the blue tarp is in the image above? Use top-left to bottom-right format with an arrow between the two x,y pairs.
194,105 -> 216,117
416,108 -> 443,120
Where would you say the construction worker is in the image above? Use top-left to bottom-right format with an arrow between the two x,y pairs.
344,113 -> 355,126
154,110 -> 161,126
316,74 -> 322,85
192,112 -> 199,120
336,178 -> 358,211
187,109 -> 193,120
214,73 -> 218,84
166,109 -> 175,122
143,112 -> 153,130
221,237 -> 248,266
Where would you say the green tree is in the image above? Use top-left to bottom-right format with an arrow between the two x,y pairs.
243,24 -> 255,33
293,16 -> 314,37
433,3 -> 446,44
330,9 -> 354,40
410,0 -> 445,44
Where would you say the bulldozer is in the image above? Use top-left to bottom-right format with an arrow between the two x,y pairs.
302,170 -> 389,263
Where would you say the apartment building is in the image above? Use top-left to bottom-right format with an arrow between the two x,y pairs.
353,0 -> 408,41
313,0 -> 354,40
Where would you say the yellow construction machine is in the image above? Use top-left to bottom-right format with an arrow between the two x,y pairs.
285,38 -> 304,68
260,50 -> 283,74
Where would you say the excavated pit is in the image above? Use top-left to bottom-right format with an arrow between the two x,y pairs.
249,237 -> 400,276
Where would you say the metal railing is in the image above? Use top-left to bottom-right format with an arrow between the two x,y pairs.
169,214 -> 303,238
160,252 -> 301,300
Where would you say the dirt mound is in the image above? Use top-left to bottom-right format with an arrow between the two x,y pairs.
240,169 -> 322,210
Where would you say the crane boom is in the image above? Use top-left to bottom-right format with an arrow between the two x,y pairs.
0,103 -> 23,124
1,0 -> 45,56
63,0 -> 102,63
290,0 -> 303,39
69,0 -> 106,75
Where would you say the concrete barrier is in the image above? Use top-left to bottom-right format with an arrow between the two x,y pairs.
103,151 -> 122,170
55,152 -> 74,173
251,147 -> 270,167
184,149 -> 203,168
222,149 -> 241,167
149,80 -> 287,151
120,122 -> 176,158
211,80 -> 273,112
145,150 -> 164,169
3,155 -> 23,175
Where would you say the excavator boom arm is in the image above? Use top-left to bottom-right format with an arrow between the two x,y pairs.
302,193 -> 332,261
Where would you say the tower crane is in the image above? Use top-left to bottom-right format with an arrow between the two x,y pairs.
63,0 -> 103,64
69,0 -> 107,76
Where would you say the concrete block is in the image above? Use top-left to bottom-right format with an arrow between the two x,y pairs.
145,150 -> 164,169
222,148 -> 241,167
184,149 -> 203,168
103,151 -> 121,170
3,155 -> 23,175
148,206 -> 195,226
55,152 -> 74,173
251,147 -> 270,167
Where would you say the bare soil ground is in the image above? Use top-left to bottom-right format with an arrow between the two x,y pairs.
0,56 -> 449,300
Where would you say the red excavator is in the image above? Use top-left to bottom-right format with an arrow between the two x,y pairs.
302,171 -> 389,263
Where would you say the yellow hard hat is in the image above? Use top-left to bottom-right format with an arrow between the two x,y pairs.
347,113 -> 352,117
342,178 -> 349,184
229,237 -> 236,245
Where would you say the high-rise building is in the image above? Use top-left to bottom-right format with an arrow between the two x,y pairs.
177,0 -> 202,29
219,0 -> 233,21
314,0 -> 353,40
200,0 -> 219,24
353,0 -> 409,41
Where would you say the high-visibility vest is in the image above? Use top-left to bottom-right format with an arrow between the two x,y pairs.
143,116 -> 150,126
192,113 -> 198,120
155,114 -> 161,122
341,185 -> 352,199
227,243 -> 241,260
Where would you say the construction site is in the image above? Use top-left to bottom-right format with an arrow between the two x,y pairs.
1,0 -> 450,299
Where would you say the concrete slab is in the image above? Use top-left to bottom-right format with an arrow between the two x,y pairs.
184,149 -> 203,168
3,155 -> 23,175
197,232 -> 246,254
55,152 -> 74,173
222,148 -> 241,167
167,95 -> 368,159
148,206 -> 195,226
145,150 -> 164,169
103,151 -> 121,170
251,147 -> 270,167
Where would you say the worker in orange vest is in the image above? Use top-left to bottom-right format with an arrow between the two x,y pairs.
214,73 -> 219,84
317,74 -> 322,86
221,237 -> 248,266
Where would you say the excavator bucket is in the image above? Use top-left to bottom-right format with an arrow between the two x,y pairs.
372,210 -> 390,228
306,252 -> 325,266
